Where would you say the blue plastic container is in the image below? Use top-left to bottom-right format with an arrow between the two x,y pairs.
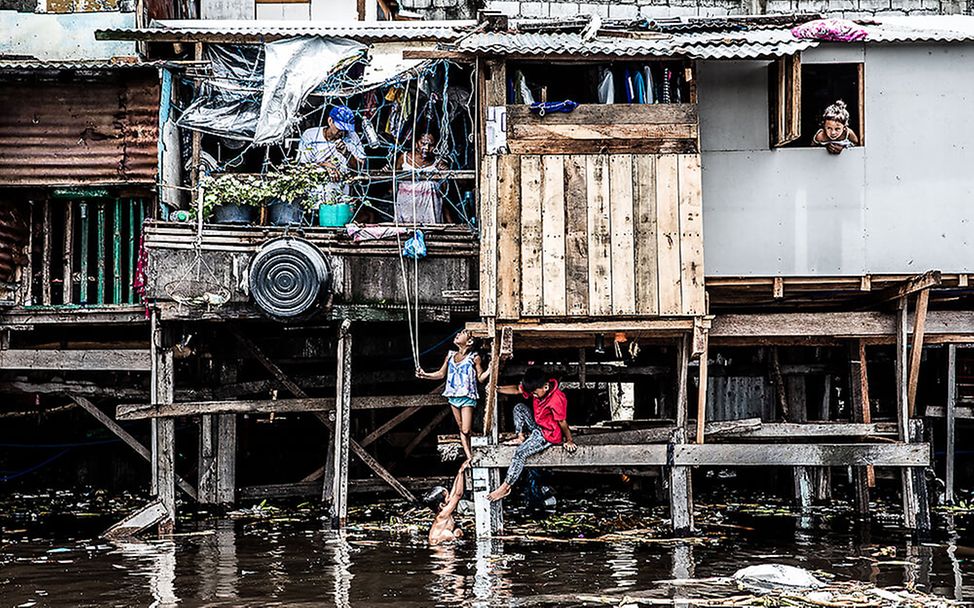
319,203 -> 353,227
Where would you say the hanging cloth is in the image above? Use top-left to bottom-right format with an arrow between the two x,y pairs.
514,70 -> 535,104
643,66 -> 655,104
623,68 -> 634,103
597,68 -> 615,104
633,70 -> 646,104
661,67 -> 672,104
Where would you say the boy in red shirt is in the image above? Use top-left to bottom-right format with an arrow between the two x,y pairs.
487,367 -> 576,502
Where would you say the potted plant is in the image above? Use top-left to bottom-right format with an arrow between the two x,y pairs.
266,163 -> 329,227
199,174 -> 268,225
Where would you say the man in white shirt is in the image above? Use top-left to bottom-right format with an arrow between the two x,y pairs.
297,105 -> 366,172
297,105 -> 366,205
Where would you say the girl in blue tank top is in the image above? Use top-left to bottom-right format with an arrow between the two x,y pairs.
416,329 -> 489,462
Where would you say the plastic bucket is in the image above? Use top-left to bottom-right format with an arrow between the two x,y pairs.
319,203 -> 353,227
268,200 -> 306,226
212,203 -> 258,225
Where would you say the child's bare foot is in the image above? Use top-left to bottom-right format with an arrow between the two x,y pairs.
487,483 -> 511,502
502,434 -> 525,446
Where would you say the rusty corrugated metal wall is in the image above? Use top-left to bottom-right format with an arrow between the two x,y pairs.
0,73 -> 159,187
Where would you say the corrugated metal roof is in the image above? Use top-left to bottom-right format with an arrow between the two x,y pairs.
864,16 -> 974,43
97,19 -> 474,43
0,60 -> 164,72
0,75 -> 159,187
456,30 -> 817,59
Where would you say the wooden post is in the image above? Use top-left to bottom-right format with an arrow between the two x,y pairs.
908,289 -> 929,417
190,43 -> 203,190
946,344 -> 958,504
215,414 -> 236,504
695,330 -> 708,445
329,320 -> 352,528
150,311 -> 176,534
669,334 -> 694,534
198,415 -> 217,503
848,342 -> 870,515
473,321 -> 503,538
909,418 -> 931,531
896,299 -> 918,529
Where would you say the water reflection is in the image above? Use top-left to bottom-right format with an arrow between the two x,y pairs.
198,520 -> 238,601
114,539 -> 177,608
429,544 -> 468,605
330,530 -> 353,608
473,539 -> 512,607
606,542 -> 638,591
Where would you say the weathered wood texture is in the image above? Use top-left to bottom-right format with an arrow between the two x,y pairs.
473,443 -> 931,468
482,153 -> 705,320
505,104 -> 699,155
0,349 -> 151,371
116,393 -> 443,420
102,499 -> 168,540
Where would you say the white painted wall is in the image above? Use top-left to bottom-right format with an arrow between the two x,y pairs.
698,43 -> 974,276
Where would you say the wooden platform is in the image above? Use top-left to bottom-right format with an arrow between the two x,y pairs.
473,443 -> 930,468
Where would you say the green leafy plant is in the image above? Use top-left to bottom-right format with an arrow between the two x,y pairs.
197,174 -> 270,219
267,163 -> 346,209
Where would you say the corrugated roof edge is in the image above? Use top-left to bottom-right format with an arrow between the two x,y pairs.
96,19 -> 475,43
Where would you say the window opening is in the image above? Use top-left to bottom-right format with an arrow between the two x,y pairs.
507,61 -> 693,105
772,59 -> 864,149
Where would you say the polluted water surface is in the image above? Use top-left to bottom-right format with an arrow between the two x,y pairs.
1,488 -> 974,607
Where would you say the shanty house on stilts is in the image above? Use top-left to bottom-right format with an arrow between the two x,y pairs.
12,12 -> 974,537
446,14 -> 974,536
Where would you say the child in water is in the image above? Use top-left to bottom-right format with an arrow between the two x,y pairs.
424,461 -> 469,546
416,329 -> 489,463
813,100 -> 859,155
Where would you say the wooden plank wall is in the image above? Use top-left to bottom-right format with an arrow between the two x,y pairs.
505,105 -> 699,155
484,152 -> 705,320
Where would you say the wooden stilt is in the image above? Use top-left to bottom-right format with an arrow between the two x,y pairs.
896,299 -> 918,530
329,320 -> 352,528
946,344 -> 958,504
907,289 -> 929,417
695,329 -> 708,445
215,414 -> 236,504
669,334 -> 693,534
151,312 -> 176,534
909,418 -> 931,531
848,343 -> 870,515
474,323 -> 503,538
198,415 -> 217,503
783,374 -> 813,510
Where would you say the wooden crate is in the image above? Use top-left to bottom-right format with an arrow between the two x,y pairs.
480,152 -> 704,320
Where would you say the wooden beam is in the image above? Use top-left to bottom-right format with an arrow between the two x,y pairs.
70,394 -> 196,500
0,349 -> 151,371
710,310 -> 974,342
116,393 -> 443,420
483,319 -> 501,436
907,289 -> 929,417
215,414 -> 235,504
102,499 -> 168,540
229,328 -> 416,502
580,418 -> 760,445
473,443 -> 931,468
403,407 -> 451,460
402,49 -> 470,60
875,270 -> 942,304
360,407 -> 423,448
467,318 -> 703,338
926,405 -> 974,418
